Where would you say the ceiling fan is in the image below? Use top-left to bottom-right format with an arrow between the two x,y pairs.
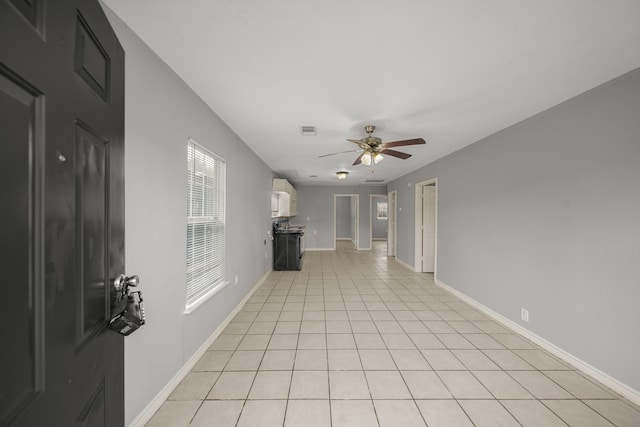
319,125 -> 425,166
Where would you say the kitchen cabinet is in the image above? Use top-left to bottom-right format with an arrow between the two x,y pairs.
272,179 -> 297,217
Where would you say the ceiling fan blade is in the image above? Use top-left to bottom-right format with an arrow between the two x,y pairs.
318,149 -> 358,158
382,138 -> 426,148
352,151 -> 365,166
380,148 -> 412,159
347,138 -> 365,146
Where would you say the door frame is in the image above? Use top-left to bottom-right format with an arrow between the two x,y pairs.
387,190 -> 397,257
369,194 -> 388,250
334,194 -> 359,250
414,178 -> 438,275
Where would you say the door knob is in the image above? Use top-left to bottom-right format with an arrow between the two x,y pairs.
114,274 -> 139,292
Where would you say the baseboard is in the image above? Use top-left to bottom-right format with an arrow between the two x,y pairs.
305,247 -> 335,251
434,278 -> 640,407
394,257 -> 415,272
372,238 -> 387,241
336,238 -> 351,241
128,269 -> 272,427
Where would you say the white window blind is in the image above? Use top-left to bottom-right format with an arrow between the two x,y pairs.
186,139 -> 226,311
376,201 -> 388,220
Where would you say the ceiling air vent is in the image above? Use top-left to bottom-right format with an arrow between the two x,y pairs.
365,179 -> 385,183
301,125 -> 317,136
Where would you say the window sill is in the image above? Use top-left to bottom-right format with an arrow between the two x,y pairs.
184,279 -> 230,314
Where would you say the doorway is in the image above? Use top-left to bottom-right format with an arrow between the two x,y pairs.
370,194 -> 388,251
387,191 -> 397,257
334,194 -> 359,250
414,179 -> 437,274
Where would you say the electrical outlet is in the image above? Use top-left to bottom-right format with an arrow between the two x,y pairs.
521,308 -> 529,322
235,274 -> 239,285
264,251 -> 267,259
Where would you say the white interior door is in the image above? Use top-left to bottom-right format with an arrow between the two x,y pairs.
422,186 -> 436,272
354,196 -> 359,249
388,192 -> 396,256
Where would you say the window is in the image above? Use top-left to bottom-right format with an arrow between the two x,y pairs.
376,201 -> 388,220
186,139 -> 226,312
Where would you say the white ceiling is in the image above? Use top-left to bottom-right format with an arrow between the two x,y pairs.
103,0 -> 640,185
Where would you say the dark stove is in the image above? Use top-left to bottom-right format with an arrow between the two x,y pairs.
273,223 -> 304,271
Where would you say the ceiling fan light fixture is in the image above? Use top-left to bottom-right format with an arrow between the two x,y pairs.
373,153 -> 384,164
361,151 -> 372,166
336,171 -> 349,180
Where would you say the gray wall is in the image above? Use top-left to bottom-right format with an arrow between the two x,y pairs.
296,185 -> 387,249
372,196 -> 388,240
335,196 -> 352,239
388,69 -> 640,392
104,9 -> 275,425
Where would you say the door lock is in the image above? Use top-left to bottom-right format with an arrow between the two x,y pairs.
109,274 -> 145,336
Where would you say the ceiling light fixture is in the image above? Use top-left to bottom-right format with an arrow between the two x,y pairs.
361,150 -> 383,166
336,171 -> 349,180
361,152 -> 372,166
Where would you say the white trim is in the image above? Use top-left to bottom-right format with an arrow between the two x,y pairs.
394,257 -> 415,272
372,238 -> 387,241
128,269 -> 271,427
336,238 -> 352,241
414,178 -> 438,274
435,278 -> 640,407
304,247 -> 335,252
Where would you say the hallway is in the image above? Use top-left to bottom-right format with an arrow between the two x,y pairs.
146,242 -> 640,426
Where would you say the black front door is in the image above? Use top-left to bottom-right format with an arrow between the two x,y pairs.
1,0 -> 125,425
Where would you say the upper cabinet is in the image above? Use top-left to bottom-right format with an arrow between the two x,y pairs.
272,178 -> 297,217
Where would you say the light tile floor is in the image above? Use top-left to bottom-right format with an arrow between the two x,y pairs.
147,241 -> 640,426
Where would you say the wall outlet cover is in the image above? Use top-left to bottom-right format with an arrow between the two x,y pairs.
521,308 -> 529,322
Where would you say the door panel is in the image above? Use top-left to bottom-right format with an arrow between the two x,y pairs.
7,0 -> 43,33
75,122 -> 110,347
75,13 -> 110,101
0,64 -> 45,427
77,378 -> 107,427
1,0 -> 125,425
